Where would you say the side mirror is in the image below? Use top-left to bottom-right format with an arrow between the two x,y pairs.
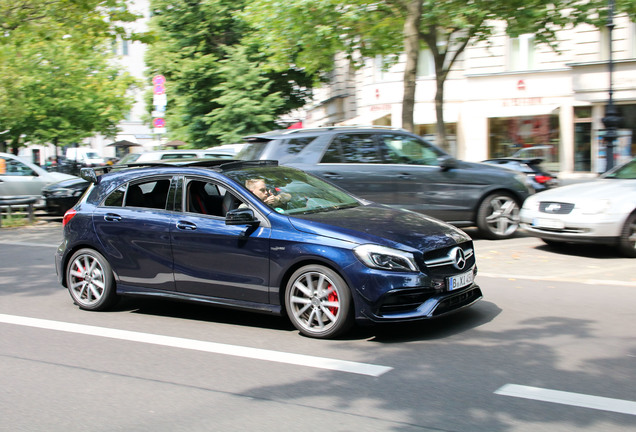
225,208 -> 260,226
439,156 -> 458,171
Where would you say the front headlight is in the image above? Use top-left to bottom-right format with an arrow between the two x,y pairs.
354,244 -> 419,272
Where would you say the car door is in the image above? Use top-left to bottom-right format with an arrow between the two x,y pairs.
309,133 -> 398,205
0,155 -> 48,199
376,133 -> 472,221
92,176 -> 176,291
170,177 -> 271,303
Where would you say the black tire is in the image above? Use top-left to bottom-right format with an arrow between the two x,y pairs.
66,248 -> 117,310
618,212 -> 636,258
284,265 -> 353,339
476,192 -> 520,240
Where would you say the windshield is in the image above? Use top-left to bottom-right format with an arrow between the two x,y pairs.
225,165 -> 361,215
603,158 -> 636,179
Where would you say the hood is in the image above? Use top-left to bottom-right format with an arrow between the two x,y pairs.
533,179 -> 636,201
289,204 -> 471,253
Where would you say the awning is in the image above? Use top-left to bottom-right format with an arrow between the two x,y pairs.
486,104 -> 561,118
108,140 -> 141,148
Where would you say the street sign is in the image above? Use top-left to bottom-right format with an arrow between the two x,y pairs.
153,84 -> 166,95
152,75 -> 166,85
153,118 -> 166,128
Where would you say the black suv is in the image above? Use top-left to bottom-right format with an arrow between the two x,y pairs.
238,126 -> 533,239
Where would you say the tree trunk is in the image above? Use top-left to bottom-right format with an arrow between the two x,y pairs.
401,0 -> 422,133
434,73 -> 447,150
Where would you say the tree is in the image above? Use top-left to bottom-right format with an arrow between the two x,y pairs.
243,0 -> 636,148
144,0 -> 313,148
0,0 -> 141,152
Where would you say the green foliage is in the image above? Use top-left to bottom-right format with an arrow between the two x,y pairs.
145,0 -> 314,147
0,0 -> 141,148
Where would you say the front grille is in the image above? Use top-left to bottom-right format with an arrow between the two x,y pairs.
421,242 -> 475,276
539,202 -> 574,214
433,287 -> 483,316
377,288 -> 438,314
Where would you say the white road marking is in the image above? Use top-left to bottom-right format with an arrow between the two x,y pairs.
0,241 -> 59,248
495,384 -> 636,416
0,314 -> 392,377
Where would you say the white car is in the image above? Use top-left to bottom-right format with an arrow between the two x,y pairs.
520,157 -> 636,257
0,152 -> 77,207
117,149 -> 235,165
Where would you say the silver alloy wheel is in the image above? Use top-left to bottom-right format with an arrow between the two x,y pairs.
478,193 -> 520,239
68,251 -> 108,308
285,266 -> 352,338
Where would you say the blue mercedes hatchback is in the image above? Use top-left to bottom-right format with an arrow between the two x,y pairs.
55,160 -> 482,338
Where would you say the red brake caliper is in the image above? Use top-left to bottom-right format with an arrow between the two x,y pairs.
327,285 -> 338,315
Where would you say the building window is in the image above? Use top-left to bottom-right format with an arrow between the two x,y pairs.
508,34 -> 535,71
417,49 -> 434,77
122,39 -> 129,56
630,21 -> 636,58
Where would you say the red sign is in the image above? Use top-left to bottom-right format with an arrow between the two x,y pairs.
153,84 -> 166,95
153,118 -> 166,128
152,75 -> 166,85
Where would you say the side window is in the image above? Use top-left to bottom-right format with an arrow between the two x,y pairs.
270,137 -> 318,163
322,134 -> 382,164
124,178 -> 171,209
2,158 -> 36,176
379,134 -> 443,166
104,185 -> 125,207
186,179 -> 226,217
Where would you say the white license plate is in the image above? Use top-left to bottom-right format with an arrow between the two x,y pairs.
447,268 -> 474,291
533,218 -> 565,229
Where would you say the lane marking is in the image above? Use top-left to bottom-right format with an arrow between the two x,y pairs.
0,314 -> 392,377
479,272 -> 636,287
495,384 -> 636,416
0,241 -> 59,248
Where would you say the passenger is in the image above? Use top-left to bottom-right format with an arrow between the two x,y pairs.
245,178 -> 291,208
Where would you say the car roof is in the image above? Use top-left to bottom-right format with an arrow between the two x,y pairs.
80,159 -> 278,184
243,125 -> 408,142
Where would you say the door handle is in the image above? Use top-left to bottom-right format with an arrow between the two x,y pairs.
322,172 -> 343,180
176,221 -> 197,231
104,213 -> 121,222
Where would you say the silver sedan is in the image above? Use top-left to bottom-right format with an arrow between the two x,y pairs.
520,157 -> 636,257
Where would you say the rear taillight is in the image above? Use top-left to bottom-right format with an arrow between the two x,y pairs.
534,175 -> 552,184
62,209 -> 77,227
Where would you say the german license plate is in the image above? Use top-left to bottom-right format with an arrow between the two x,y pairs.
533,218 -> 564,229
447,268 -> 474,291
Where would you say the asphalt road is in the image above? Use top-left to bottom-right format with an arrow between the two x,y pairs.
1,221 -> 635,431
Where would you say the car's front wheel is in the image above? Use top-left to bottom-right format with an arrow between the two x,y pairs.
618,212 -> 636,258
476,192 -> 520,240
284,265 -> 353,339
66,248 -> 117,310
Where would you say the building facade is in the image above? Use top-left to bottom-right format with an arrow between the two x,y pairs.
303,16 -> 636,178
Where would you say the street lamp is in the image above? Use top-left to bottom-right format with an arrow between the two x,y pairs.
601,0 -> 622,172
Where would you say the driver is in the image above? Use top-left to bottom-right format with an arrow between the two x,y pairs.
245,178 -> 291,208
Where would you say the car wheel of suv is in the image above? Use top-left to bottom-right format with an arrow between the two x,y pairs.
66,248 -> 117,310
476,192 -> 520,240
618,212 -> 636,258
285,265 -> 353,339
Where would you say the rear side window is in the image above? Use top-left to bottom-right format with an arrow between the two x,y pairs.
270,137 -> 318,163
321,134 -> 382,163
123,179 -> 172,209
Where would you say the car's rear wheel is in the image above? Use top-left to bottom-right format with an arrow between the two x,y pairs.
476,192 -> 520,240
66,248 -> 117,310
285,265 -> 353,339
618,212 -> 636,258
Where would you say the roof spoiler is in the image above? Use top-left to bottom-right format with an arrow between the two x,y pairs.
80,167 -> 112,184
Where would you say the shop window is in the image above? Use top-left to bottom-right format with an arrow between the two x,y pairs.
414,123 -> 457,155
488,115 -> 560,171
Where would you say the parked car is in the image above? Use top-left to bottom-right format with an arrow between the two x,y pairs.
65,147 -> 105,167
481,157 -> 558,192
42,177 -> 90,215
0,152 -> 77,207
520,157 -> 636,257
118,149 -> 235,165
55,160 -> 482,338
238,126 -> 533,239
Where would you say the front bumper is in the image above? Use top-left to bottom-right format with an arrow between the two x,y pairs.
520,208 -> 623,243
